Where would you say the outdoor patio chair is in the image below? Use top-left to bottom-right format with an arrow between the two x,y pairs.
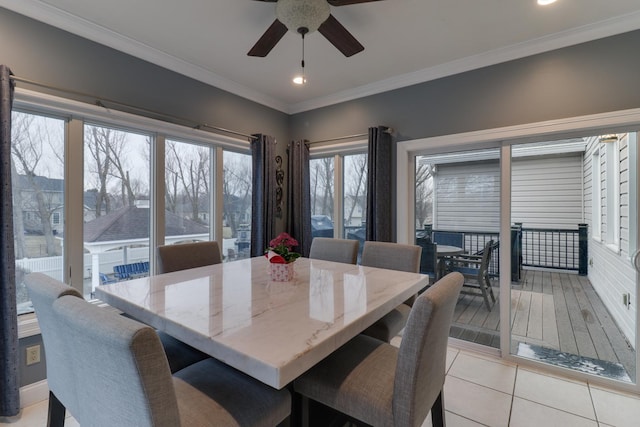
432,231 -> 464,248
448,239 -> 497,311
416,237 -> 438,279
294,272 -> 464,427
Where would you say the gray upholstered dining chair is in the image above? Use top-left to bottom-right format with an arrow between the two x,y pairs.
157,240 -> 222,274
294,272 -> 464,427
25,272 -> 214,427
156,240 -> 224,371
359,241 -> 423,342
309,237 -> 359,264
52,293 -> 291,427
24,273 -> 83,427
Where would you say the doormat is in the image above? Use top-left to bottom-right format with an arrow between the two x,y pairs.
517,342 -> 631,382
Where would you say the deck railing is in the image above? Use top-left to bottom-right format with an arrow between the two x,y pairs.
420,223 -> 588,280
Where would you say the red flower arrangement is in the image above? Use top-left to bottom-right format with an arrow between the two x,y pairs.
265,232 -> 301,264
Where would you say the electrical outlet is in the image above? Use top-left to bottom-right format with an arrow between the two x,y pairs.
623,293 -> 632,309
26,345 -> 41,366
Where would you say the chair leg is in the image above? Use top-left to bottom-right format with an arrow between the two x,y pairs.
431,390 -> 446,427
47,391 -> 66,427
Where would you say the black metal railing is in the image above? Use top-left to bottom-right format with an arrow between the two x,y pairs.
519,223 -> 587,275
419,223 -> 588,280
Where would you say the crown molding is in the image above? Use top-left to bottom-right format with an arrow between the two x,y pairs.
289,10 -> 640,114
3,1 -> 640,115
0,0 -> 289,112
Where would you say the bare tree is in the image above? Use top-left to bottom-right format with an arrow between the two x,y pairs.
165,142 -> 210,223
310,158 -> 334,216
11,113 -> 60,255
345,154 -> 367,225
415,160 -> 435,228
223,153 -> 251,236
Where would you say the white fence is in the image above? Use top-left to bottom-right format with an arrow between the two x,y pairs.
16,247 -> 152,282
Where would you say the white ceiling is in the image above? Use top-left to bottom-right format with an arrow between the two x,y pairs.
3,0 -> 640,114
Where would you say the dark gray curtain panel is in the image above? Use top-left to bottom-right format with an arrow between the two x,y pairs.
287,140 -> 311,257
250,134 -> 278,257
0,64 -> 19,416
365,126 -> 392,242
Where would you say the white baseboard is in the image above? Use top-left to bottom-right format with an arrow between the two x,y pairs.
20,379 -> 49,408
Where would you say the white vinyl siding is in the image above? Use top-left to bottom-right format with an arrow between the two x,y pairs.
512,154 -> 584,229
583,134 -> 636,348
435,154 -> 583,232
434,160 -> 500,232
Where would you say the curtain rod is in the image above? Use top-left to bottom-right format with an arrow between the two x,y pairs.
306,127 -> 393,145
307,133 -> 367,145
9,75 -> 257,140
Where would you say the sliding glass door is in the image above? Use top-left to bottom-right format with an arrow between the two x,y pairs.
510,134 -> 638,384
414,147 -> 501,348
398,111 -> 640,392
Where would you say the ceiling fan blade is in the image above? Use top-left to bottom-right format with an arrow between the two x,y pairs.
328,0 -> 385,6
318,14 -> 364,57
248,19 -> 288,57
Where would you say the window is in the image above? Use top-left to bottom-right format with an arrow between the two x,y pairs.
223,150 -> 252,260
592,149 -> 602,239
83,124 -> 151,296
165,139 -> 212,244
310,157 -> 335,238
309,142 -> 368,254
604,137 -> 620,248
12,111 -> 66,315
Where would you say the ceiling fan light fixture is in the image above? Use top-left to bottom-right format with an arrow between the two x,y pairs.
276,0 -> 330,33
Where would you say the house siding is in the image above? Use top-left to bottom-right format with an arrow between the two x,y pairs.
512,154 -> 584,229
434,160 -> 500,232
583,134 -> 636,348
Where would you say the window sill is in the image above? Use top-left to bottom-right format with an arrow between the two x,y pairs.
18,313 -> 40,339
18,299 -> 120,340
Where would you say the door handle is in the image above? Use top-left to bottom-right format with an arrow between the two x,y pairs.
633,250 -> 640,273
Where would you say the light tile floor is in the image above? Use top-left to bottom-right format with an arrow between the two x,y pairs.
2,347 -> 640,427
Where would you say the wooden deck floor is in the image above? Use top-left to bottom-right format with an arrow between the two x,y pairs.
449,268 -> 636,380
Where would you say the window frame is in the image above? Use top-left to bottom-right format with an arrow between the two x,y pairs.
14,88 -> 249,337
309,140 -> 368,239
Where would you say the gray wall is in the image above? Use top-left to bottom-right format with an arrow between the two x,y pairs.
290,30 -> 640,142
0,7 -> 290,145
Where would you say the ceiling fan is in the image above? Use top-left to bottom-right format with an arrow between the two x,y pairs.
248,0 -> 383,58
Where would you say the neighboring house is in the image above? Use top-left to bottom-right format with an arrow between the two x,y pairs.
83,204 -> 210,292
15,174 -> 64,235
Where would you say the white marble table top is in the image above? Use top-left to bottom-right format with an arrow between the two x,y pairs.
95,257 -> 429,389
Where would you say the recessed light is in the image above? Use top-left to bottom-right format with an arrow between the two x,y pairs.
537,0 -> 557,5
293,76 -> 306,85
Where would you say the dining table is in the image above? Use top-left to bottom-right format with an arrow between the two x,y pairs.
95,256 -> 429,390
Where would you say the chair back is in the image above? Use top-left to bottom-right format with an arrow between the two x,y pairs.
416,238 -> 437,278
361,241 -> 421,273
393,272 -> 464,427
157,241 -> 222,273
479,240 -> 495,278
309,237 -> 359,264
24,273 -> 83,413
53,295 -> 180,427
432,231 -> 464,248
